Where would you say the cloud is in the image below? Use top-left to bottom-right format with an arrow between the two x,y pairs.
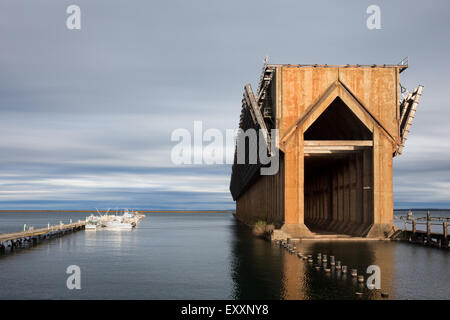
1,0 -> 450,209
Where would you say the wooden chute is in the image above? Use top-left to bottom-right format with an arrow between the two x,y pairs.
396,85 -> 424,155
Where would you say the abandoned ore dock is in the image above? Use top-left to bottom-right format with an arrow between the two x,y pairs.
230,59 -> 430,241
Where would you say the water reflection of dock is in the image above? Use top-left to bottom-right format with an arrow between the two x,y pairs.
280,240 -> 396,300
230,221 -> 397,300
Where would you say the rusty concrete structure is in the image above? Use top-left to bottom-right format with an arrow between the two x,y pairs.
230,58 -> 423,239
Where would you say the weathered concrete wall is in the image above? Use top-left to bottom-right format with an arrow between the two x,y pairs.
339,68 -> 400,143
235,156 -> 285,227
368,127 -> 395,237
276,66 -> 397,237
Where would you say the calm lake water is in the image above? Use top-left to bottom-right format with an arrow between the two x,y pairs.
0,212 -> 448,300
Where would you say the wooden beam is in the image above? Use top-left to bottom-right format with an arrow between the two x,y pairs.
304,140 -> 373,147
304,146 -> 371,154
244,84 -> 271,152
398,85 -> 424,155
242,97 -> 257,124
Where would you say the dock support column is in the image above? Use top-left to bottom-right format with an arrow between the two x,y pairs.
366,129 -> 394,238
426,212 -> 431,245
279,130 -> 313,239
443,222 -> 448,248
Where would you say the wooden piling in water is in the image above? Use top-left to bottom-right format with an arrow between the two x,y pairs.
396,211 -> 449,249
443,222 -> 448,247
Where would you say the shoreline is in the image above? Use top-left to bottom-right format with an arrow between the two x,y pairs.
0,209 -> 448,213
0,210 -> 235,214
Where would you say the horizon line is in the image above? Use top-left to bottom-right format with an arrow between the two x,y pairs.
0,209 -> 236,213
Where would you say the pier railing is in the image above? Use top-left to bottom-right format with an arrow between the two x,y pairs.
394,211 -> 449,248
0,221 -> 85,252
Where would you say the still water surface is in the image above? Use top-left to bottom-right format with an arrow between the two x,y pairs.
0,212 -> 448,299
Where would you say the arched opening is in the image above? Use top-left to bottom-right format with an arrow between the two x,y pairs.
304,97 -> 372,140
303,97 -> 374,236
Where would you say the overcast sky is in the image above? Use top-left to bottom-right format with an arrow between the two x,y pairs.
0,0 -> 449,210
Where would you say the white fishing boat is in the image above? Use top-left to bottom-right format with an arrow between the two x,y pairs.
85,214 -> 103,230
104,216 -> 135,230
119,209 -> 146,226
84,208 -> 144,231
132,210 -> 146,221
122,209 -> 133,219
85,223 -> 98,230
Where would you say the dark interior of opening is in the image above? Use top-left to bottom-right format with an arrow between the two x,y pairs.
303,97 -> 374,236
304,156 -> 344,225
304,97 -> 373,140
304,152 -> 374,235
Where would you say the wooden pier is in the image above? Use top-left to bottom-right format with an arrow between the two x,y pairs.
393,212 -> 449,249
0,221 -> 85,252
